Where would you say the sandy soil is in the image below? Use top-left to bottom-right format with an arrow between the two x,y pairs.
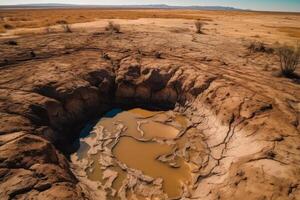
0,9 -> 299,200
1,9 -> 300,42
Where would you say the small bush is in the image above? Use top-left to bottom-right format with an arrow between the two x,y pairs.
194,20 -> 204,34
102,52 -> 110,60
55,20 -> 72,33
154,51 -> 162,59
248,41 -> 274,53
30,51 -> 36,58
61,24 -> 72,33
5,40 -> 18,45
105,21 -> 121,33
277,44 -> 300,77
3,24 -> 14,30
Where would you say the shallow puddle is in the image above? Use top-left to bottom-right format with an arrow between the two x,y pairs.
114,137 -> 191,198
72,108 -> 192,199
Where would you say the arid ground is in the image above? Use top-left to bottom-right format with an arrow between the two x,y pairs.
0,9 -> 299,200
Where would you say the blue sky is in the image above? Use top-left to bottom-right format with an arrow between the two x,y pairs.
1,0 -> 300,12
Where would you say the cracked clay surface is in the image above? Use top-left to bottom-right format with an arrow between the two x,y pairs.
0,16 -> 299,200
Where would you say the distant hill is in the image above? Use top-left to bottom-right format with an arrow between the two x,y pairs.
0,4 -> 243,11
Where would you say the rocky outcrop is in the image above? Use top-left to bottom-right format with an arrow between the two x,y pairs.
0,132 -> 85,200
115,56 -> 217,108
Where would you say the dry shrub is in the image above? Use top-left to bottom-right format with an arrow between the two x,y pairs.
154,51 -> 162,59
195,20 -> 204,34
105,21 -> 121,33
3,23 -> 14,30
248,41 -> 274,53
102,52 -> 110,60
277,44 -> 300,77
55,20 -> 72,33
61,24 -> 72,33
5,40 -> 18,45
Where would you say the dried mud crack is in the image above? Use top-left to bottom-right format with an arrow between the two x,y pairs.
0,25 -> 299,200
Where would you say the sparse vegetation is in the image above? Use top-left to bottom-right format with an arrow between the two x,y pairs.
277,44 -> 300,77
195,20 -> 204,34
30,51 -> 36,58
0,9 -> 211,33
154,51 -> 162,59
102,52 -> 110,60
5,40 -> 18,45
61,23 -> 72,33
248,41 -> 274,53
56,20 -> 72,33
3,23 -> 14,30
105,21 -> 121,33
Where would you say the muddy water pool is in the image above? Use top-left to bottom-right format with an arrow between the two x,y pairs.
72,108 -> 193,199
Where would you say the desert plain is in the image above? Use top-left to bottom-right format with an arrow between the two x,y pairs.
0,8 -> 299,200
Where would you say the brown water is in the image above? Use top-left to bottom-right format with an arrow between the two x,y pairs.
74,108 -> 191,199
113,137 -> 191,198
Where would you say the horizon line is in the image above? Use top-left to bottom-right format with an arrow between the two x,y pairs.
0,3 -> 300,13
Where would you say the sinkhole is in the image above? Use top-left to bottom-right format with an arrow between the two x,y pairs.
71,108 -> 195,199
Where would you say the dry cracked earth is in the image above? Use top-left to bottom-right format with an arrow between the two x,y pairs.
0,15 -> 300,200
